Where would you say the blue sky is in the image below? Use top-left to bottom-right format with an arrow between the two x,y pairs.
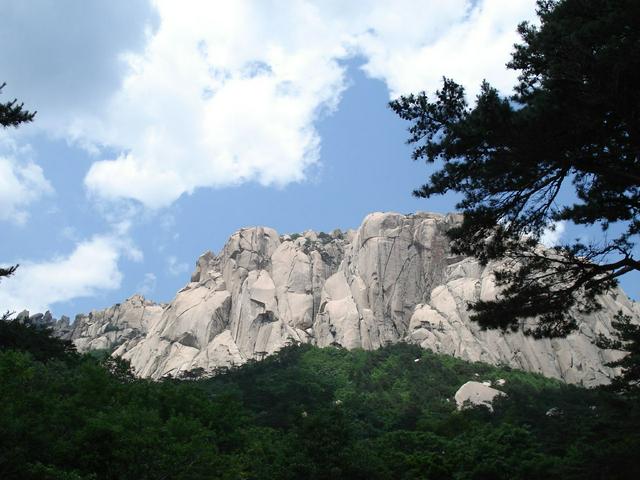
1,0 -> 637,318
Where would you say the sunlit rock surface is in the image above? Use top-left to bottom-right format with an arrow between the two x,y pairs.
59,212 -> 639,384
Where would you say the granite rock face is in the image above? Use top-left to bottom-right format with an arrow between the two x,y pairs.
61,212 -> 639,384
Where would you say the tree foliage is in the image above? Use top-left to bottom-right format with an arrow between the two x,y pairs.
0,82 -> 36,128
597,312 -> 640,394
0,318 -> 78,363
390,0 -> 640,337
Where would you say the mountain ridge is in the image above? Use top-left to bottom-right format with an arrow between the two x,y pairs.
41,211 -> 639,385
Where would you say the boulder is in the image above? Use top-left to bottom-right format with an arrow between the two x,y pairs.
455,381 -> 506,412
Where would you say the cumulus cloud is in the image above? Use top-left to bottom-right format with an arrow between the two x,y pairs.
0,155 -> 53,224
0,235 -> 133,313
82,0 -> 346,207
77,0 -> 537,208
357,0 -> 537,98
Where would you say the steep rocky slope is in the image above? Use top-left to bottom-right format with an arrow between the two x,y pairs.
58,212 -> 638,385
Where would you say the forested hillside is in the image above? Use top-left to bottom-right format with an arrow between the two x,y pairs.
1,320 -> 639,479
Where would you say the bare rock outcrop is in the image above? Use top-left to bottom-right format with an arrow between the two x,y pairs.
60,212 -> 638,384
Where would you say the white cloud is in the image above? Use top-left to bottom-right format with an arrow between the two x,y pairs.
0,235 -> 128,313
82,0 -> 347,208
0,155 -> 53,224
357,0 -> 538,98
77,0 -> 537,209
540,221 -> 566,247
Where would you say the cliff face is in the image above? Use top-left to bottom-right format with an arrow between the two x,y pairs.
60,212 -> 639,385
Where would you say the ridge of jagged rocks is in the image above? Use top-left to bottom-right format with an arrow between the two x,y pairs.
13,309 -> 71,334
52,211 -> 639,386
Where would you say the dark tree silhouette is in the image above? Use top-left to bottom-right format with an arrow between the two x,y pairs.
597,312 -> 640,394
391,0 -> 640,338
0,82 -> 36,128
